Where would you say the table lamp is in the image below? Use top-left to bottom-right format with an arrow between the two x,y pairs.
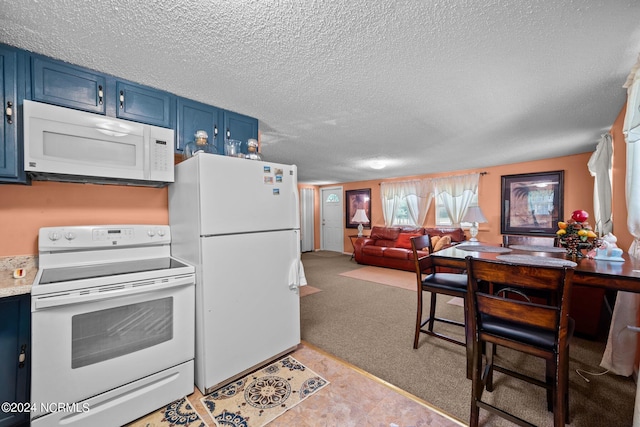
352,209 -> 369,237
462,206 -> 487,242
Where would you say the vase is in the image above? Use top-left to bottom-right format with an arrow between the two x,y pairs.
561,241 -> 591,259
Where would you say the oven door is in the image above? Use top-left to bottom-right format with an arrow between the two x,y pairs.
31,277 -> 194,418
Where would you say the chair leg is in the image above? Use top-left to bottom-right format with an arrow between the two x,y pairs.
413,290 -> 423,349
485,342 -> 495,392
428,292 -> 437,332
545,359 -> 554,412
469,340 -> 484,427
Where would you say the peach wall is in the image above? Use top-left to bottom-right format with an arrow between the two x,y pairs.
312,151 -> 621,254
0,181 -> 168,256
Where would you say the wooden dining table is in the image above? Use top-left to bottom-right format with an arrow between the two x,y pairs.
430,242 -> 640,382
432,243 -> 640,292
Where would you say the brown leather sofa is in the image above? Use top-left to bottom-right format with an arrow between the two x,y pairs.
353,226 -> 466,271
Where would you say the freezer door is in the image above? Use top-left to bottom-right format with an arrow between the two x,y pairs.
195,154 -> 299,235
196,230 -> 301,392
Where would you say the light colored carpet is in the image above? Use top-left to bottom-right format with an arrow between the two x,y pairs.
299,285 -> 322,297
339,265 -> 463,306
339,265 -> 416,291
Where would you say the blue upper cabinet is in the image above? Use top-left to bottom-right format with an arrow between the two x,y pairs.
30,55 -> 174,128
223,110 -> 259,154
0,45 -> 26,183
31,56 -> 106,114
115,81 -> 173,128
177,98 -> 222,154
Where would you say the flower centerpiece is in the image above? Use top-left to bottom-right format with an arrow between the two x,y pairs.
556,210 -> 599,258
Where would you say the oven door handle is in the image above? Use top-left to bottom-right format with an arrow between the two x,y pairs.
33,275 -> 195,310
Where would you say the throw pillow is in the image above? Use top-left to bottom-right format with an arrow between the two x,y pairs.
395,233 -> 421,249
433,235 -> 451,252
430,236 -> 441,250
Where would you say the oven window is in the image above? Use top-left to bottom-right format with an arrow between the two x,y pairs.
71,297 -> 173,368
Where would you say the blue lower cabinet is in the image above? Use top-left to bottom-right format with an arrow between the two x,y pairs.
0,294 -> 30,427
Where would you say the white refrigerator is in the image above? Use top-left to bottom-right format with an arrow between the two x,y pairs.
168,154 -> 303,394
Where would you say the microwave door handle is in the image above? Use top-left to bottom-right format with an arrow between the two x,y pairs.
33,275 -> 194,310
143,127 -> 150,180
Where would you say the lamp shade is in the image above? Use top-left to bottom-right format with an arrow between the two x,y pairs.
351,208 -> 369,223
462,206 -> 487,224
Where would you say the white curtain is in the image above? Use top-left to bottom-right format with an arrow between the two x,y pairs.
300,188 -> 315,252
406,179 -> 436,226
601,59 -> 640,383
380,180 -> 435,227
588,133 -> 613,236
380,182 -> 400,226
434,173 -> 480,226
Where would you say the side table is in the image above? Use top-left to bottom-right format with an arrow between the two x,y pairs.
349,234 -> 368,260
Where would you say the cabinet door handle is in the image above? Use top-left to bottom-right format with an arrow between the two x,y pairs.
214,125 -> 218,139
18,344 -> 26,368
98,85 -> 104,105
119,90 -> 124,109
5,101 -> 13,124
226,128 -> 230,140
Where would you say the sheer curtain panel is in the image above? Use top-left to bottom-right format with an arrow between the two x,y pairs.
434,173 -> 480,226
587,133 -> 613,236
300,188 -> 315,252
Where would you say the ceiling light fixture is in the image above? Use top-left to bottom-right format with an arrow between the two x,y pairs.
369,160 -> 386,170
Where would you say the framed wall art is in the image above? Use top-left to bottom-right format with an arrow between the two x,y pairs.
345,189 -> 371,230
500,171 -> 564,236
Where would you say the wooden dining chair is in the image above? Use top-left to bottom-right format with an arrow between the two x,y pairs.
410,234 -> 468,350
465,256 -> 574,427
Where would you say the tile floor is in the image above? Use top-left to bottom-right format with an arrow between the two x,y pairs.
128,341 -> 465,427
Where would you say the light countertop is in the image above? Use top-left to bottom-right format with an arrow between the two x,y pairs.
0,256 -> 37,298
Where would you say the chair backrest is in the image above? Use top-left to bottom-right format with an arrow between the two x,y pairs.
410,234 -> 434,276
465,256 -> 574,350
502,235 -> 558,247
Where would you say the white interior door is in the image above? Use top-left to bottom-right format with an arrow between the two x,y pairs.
321,187 -> 344,252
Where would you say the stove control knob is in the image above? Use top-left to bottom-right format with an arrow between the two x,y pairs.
157,228 -> 166,237
48,232 -> 61,241
64,232 -> 76,241
147,229 -> 156,237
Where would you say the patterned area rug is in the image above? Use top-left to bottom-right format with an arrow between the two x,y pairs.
125,396 -> 208,427
201,355 -> 329,427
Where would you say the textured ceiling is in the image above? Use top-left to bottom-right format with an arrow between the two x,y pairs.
1,1 -> 640,184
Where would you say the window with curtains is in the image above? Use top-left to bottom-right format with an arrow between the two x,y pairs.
435,192 -> 479,226
380,180 -> 435,227
392,199 -> 412,225
433,173 -> 481,226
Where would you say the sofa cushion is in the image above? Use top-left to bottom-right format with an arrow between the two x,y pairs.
384,247 -> 411,260
425,227 -> 466,242
362,245 -> 386,257
433,235 -> 452,252
370,226 -> 401,241
395,232 -> 422,249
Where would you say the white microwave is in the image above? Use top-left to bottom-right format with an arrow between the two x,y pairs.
23,100 -> 175,187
